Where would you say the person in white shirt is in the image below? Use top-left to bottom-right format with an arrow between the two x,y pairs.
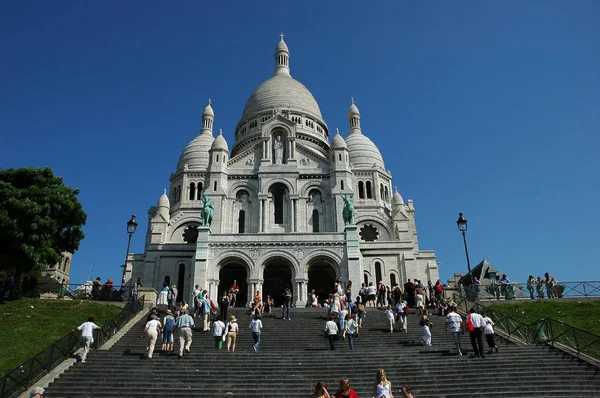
482,312 -> 499,353
213,318 -> 225,350
445,305 -> 463,355
75,316 -> 101,363
384,304 -> 395,333
395,301 -> 408,332
339,306 -> 348,333
468,309 -> 487,358
324,316 -> 339,350
249,314 -> 263,351
143,315 -> 161,359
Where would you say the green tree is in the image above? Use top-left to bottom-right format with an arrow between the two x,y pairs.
0,167 -> 87,293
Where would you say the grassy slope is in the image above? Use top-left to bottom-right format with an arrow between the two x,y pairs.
0,298 -> 122,376
489,300 -> 600,336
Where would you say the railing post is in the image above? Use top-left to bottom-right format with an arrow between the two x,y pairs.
572,325 -> 580,360
583,282 -> 587,298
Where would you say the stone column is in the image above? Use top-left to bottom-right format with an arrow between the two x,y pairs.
259,199 -> 264,232
345,225 -> 362,293
191,226 -> 211,304
291,199 -> 296,232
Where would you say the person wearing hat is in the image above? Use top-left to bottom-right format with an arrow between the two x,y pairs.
225,315 -> 239,352
28,386 -> 44,398
174,308 -> 194,358
161,309 -> 175,352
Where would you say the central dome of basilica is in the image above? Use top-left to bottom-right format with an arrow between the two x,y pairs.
239,74 -> 324,123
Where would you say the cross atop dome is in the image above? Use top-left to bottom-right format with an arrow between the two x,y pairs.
279,32 -> 285,41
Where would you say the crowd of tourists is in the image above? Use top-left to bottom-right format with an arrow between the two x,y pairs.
464,272 -> 565,301
311,370 -> 414,398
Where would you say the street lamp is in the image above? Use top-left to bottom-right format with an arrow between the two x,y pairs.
456,212 -> 472,277
123,215 -> 138,283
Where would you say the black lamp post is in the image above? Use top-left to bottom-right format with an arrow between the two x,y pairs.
456,212 -> 472,277
123,215 -> 138,283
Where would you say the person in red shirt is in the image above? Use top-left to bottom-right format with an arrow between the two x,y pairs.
230,280 -> 239,308
334,378 -> 359,398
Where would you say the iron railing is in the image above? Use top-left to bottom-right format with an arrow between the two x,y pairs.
457,281 -> 600,302
24,282 -> 137,303
0,298 -> 144,398
451,292 -> 600,364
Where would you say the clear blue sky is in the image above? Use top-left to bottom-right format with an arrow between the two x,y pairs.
1,1 -> 598,286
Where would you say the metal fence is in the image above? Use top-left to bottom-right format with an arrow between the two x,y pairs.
25,282 -> 137,303
458,281 -> 600,302
0,298 -> 144,398
451,292 -> 600,364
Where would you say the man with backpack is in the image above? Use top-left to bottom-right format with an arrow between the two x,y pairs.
282,286 -> 292,320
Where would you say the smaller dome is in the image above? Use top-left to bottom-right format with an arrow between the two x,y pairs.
345,133 -> 385,169
391,187 -> 404,206
203,99 -> 214,117
177,131 -> 215,171
331,128 -> 347,150
158,189 -> 170,208
211,129 -> 229,152
348,97 -> 360,117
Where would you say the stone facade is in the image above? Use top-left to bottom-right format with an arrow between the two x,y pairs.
124,36 -> 439,306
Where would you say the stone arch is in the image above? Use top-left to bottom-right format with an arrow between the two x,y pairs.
210,251 -> 254,280
168,217 -> 203,242
213,254 -> 252,308
264,122 -> 294,140
355,218 -> 392,241
369,258 -> 387,277
264,178 -> 296,196
300,182 -> 326,198
261,253 -> 298,306
228,181 -> 258,199
305,253 -> 341,304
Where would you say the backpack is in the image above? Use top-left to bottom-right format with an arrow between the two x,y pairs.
357,304 -> 365,313
465,314 -> 475,333
403,304 -> 409,315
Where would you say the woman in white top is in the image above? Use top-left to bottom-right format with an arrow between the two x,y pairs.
482,312 -> 498,353
144,315 -> 161,359
384,304 -> 395,333
225,315 -> 239,352
366,282 -> 377,307
311,289 -> 319,307
372,368 -> 393,398
249,314 -> 263,351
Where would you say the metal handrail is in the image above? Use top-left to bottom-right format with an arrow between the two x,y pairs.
22,282 -> 137,303
451,292 -> 600,364
455,280 -> 600,301
0,298 -> 144,398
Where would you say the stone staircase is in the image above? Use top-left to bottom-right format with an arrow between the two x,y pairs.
43,307 -> 599,397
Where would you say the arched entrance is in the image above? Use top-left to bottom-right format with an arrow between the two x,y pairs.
262,259 -> 293,306
308,260 -> 337,305
218,261 -> 248,307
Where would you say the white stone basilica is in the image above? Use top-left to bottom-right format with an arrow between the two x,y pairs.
124,36 -> 439,306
